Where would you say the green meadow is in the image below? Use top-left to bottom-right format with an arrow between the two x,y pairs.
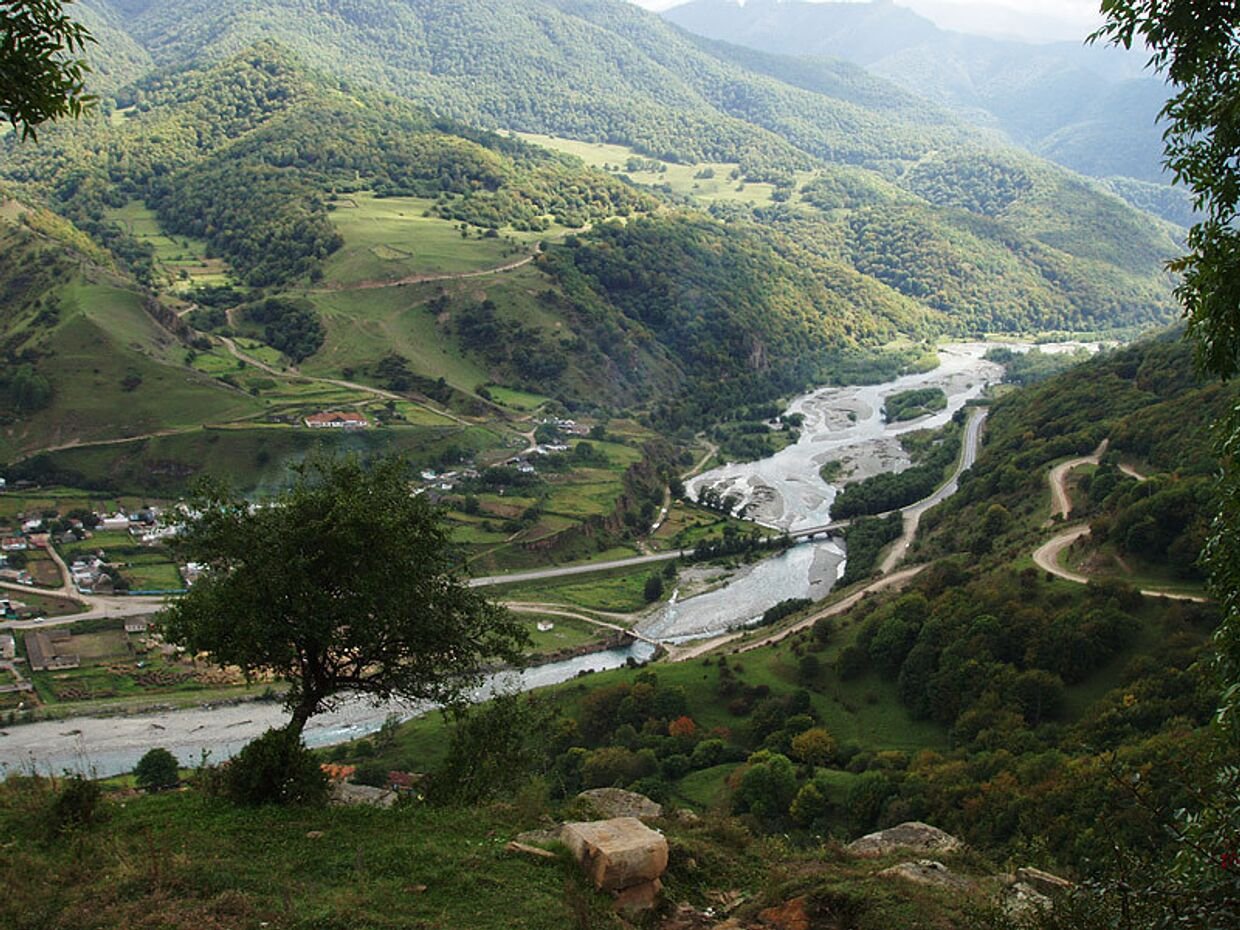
321,192 -> 547,285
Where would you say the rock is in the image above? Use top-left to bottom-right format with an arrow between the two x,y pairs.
1016,866 -> 1073,897
329,782 -> 397,808
845,821 -> 963,858
505,840 -> 557,860
576,787 -> 663,820
757,896 -> 810,930
1003,882 -> 1054,920
672,808 -> 701,825
305,830 -> 324,839
560,817 -> 668,895
613,878 -> 662,916
877,859 -> 973,890
514,826 -> 563,847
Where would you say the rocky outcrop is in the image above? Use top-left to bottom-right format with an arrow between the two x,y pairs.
561,817 -> 668,913
877,859 -> 974,890
329,782 -> 396,808
576,787 -> 663,820
845,821 -> 963,858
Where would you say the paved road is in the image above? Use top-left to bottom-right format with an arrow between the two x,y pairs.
470,551 -> 686,588
879,406 -> 987,574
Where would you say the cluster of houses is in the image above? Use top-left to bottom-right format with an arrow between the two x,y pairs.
70,553 -> 115,595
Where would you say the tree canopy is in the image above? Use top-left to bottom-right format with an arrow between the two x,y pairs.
0,0 -> 95,139
159,455 -> 527,737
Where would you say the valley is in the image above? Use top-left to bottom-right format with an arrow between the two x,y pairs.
0,3 -> 1236,929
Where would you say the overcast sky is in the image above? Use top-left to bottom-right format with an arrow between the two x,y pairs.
631,0 -> 1106,44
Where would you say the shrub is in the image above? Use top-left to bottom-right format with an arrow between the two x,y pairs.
49,775 -> 104,833
221,728 -> 329,806
133,748 -> 180,792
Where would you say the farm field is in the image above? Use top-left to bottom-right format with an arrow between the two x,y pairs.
105,202 -> 231,289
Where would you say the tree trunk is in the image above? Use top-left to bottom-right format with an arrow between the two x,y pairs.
286,699 -> 314,741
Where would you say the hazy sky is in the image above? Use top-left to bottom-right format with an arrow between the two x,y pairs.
631,0 -> 1107,44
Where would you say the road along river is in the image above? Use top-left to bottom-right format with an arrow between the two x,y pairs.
639,342 -> 1008,643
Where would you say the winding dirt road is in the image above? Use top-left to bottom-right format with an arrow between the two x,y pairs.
1035,446 -> 1209,603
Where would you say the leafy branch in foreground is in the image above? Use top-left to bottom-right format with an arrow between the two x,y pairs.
0,0 -> 96,140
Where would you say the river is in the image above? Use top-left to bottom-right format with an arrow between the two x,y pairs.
638,342 -> 1011,642
0,341 -> 1077,776
0,642 -> 657,777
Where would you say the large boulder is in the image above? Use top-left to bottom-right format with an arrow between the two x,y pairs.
560,817 -> 669,895
846,822 -> 963,858
576,787 -> 663,820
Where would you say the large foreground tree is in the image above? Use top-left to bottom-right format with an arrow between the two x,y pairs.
1093,0 -> 1240,727
160,455 -> 527,738
1,0 -> 94,139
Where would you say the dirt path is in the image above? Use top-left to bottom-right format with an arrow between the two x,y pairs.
1047,439 -> 1108,522
504,603 -> 659,646
7,428 -> 200,466
217,336 -> 470,427
311,252 -> 537,293
879,407 -> 987,574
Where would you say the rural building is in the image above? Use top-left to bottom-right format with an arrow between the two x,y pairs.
24,630 -> 80,672
1,537 -> 27,551
304,412 -> 370,429
125,618 -> 150,635
0,634 -> 15,660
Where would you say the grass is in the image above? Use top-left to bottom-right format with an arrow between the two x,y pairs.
5,281 -> 262,457
490,564 -> 663,614
484,385 -> 550,411
105,201 -> 230,290
19,425 -> 507,495
518,614 -> 610,657
0,789 -> 622,930
321,191 -> 547,285
515,133 -> 814,208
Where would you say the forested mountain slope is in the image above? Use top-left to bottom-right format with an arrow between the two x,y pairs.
37,1 -> 1184,330
665,0 -> 1174,188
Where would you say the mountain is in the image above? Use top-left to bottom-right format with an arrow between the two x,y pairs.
0,0 -> 1188,467
663,0 -> 1181,197
52,0 -> 1178,319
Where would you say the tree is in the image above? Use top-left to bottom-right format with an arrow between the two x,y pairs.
133,747 -> 180,791
1,0 -> 95,140
159,455 -> 527,739
643,573 -> 664,603
790,726 -> 835,768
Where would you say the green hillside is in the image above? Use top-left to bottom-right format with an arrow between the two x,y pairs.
0,201 -> 263,463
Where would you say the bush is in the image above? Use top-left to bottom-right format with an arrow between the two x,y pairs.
220,728 -> 329,806
50,775 -> 104,833
134,748 -> 180,791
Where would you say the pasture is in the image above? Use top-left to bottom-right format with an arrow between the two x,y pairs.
321,192 -> 546,285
